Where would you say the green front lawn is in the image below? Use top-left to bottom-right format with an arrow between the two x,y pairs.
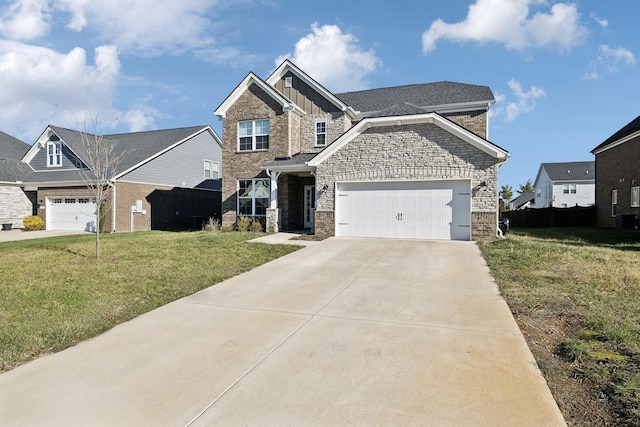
0,231 -> 300,372
479,228 -> 640,426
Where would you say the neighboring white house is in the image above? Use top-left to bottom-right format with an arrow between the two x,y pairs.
533,161 -> 595,208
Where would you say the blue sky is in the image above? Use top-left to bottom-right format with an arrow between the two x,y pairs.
0,0 -> 637,190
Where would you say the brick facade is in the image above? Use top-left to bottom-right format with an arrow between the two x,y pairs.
221,84 -> 292,227
594,135 -> 640,228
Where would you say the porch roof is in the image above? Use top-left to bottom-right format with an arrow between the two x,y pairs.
262,153 -> 317,173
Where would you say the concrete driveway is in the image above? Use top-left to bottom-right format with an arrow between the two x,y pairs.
0,238 -> 566,426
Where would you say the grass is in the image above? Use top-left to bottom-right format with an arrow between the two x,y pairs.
0,231 -> 300,372
479,227 -> 640,426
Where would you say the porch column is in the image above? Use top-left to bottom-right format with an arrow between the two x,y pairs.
266,169 -> 281,233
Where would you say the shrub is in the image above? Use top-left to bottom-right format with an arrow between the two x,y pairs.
236,214 -> 252,232
23,215 -> 45,231
220,224 -> 233,232
250,219 -> 263,232
202,217 -> 220,233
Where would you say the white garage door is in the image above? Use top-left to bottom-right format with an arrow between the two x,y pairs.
335,180 -> 471,240
47,197 -> 97,231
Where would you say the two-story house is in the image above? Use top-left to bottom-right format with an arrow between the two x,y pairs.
591,115 -> 640,228
532,162 -> 595,208
214,60 -> 509,241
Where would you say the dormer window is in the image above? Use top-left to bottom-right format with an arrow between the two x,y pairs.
47,139 -> 62,167
316,121 -> 327,146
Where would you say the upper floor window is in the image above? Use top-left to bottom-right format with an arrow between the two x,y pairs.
47,140 -> 62,167
204,160 -> 219,179
238,119 -> 269,151
562,184 -> 577,194
632,186 -> 640,208
315,121 -> 327,146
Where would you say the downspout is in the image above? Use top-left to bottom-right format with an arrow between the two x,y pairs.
109,180 -> 116,232
287,107 -> 292,158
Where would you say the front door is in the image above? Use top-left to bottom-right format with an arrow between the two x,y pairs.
304,185 -> 316,229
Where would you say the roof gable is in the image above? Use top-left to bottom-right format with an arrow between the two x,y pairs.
265,59 -> 354,116
592,115 -> 640,154
308,112 -> 509,167
21,125 -> 217,183
214,71 -> 304,119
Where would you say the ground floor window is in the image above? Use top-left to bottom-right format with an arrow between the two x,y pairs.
632,186 -> 640,208
612,189 -> 618,217
238,179 -> 269,217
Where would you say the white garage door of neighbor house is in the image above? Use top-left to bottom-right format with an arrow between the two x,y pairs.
47,197 -> 97,231
335,180 -> 471,241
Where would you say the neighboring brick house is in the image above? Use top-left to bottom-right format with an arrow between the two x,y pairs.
0,131 -> 33,229
18,125 -> 222,232
591,115 -> 640,228
214,60 -> 509,240
532,162 -> 595,209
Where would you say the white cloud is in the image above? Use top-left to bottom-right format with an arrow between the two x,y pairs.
0,0 -> 51,40
276,23 -> 382,92
46,0 -> 215,56
492,79 -> 546,122
584,44 -> 635,79
422,0 -> 588,54
590,12 -> 608,29
0,41 -> 156,140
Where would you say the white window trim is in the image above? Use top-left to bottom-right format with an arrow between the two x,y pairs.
47,140 -> 62,167
632,186 -> 640,208
238,119 -> 270,152
204,160 -> 219,179
315,121 -> 327,146
237,178 -> 270,217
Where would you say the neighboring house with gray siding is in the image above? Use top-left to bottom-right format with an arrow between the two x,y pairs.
214,60 -> 509,240
0,131 -> 33,229
18,125 -> 222,232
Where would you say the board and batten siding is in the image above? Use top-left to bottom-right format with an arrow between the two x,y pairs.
118,129 -> 221,190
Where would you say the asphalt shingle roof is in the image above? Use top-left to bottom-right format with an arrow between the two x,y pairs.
336,81 -> 495,115
0,131 -> 31,182
541,161 -> 595,182
591,115 -> 640,153
262,153 -> 317,168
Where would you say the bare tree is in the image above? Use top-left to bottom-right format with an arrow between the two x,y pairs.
76,118 -> 124,259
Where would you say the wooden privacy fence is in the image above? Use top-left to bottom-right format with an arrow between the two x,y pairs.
503,205 -> 596,228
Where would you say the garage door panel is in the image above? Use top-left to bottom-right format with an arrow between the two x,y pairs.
47,197 -> 96,232
336,181 -> 471,241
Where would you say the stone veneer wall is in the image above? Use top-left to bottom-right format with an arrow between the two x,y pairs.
314,123 -> 500,240
299,113 -> 351,153
0,186 -> 32,228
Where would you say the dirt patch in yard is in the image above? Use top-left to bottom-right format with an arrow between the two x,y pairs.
510,304 -> 616,426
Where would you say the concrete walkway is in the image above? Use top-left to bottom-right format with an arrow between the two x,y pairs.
0,228 -> 90,242
0,238 -> 566,426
